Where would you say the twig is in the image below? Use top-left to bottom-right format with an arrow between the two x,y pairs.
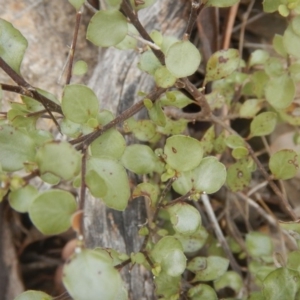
162,192 -> 192,207
127,32 -> 161,50
70,87 -> 166,149
184,1 -> 205,40
222,2 -> 239,49
201,193 -> 242,275
79,147 -> 88,236
210,114 -> 297,221
65,10 -> 83,85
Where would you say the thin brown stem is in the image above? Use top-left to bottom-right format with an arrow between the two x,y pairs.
65,11 -> 82,85
71,87 -> 166,149
79,148 -> 88,236
162,191 -> 192,207
184,1 -> 205,40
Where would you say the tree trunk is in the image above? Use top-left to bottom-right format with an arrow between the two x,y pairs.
85,1 -> 187,299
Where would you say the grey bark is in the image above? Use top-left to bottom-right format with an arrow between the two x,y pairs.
85,1 -> 187,299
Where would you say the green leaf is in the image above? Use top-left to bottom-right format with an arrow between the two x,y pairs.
283,25 -> 300,59
86,10 -> 128,47
226,160 -> 252,192
265,74 -> 295,110
164,135 -> 203,172
239,99 -> 263,118
121,144 -> 161,175
62,84 -> 99,124
165,41 -> 201,78
63,249 -> 126,300
154,66 -> 177,88
273,34 -> 287,58
85,169 -> 107,198
126,119 -> 157,142
246,232 -> 273,258
205,0 -> 239,7
14,291 -> 52,300
225,134 -> 245,149
214,271 -> 243,294
0,18 -> 28,74
132,182 -> 159,207
188,256 -> 229,282
175,226 -> 208,253
91,129 -> 126,159
188,284 -> 218,300
115,23 -> 138,50
193,157 -> 226,194
167,203 -> 201,235
61,118 -> 82,138
232,147 -> 249,159
147,101 -> 166,127
205,49 -> 240,84
154,272 -> 181,299
73,60 -> 88,75
138,50 -> 161,75
151,236 -> 186,277
289,63 -> 300,82
36,141 -> 81,181
40,173 -> 60,185
250,112 -> 277,137
263,268 -> 300,300
249,50 -> 270,67
262,0 -> 280,12
160,91 -> 194,109
0,125 -> 35,171
269,149 -> 299,180
88,157 -> 130,210
9,185 -> 38,213
279,220 -> 300,235
292,16 -> 300,36
287,250 -> 300,273
200,126 -> 215,155
265,57 -> 285,77
68,0 -> 84,10
157,117 -> 187,135
29,189 -> 77,235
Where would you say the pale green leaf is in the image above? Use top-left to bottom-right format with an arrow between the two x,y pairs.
73,60 -> 88,75
165,41 -> 201,78
291,16 -> 300,36
154,66 -> 176,88
132,182 -> 159,207
14,291 -> 52,300
205,49 -> 240,84
263,268 -> 300,300
9,185 -> 38,213
273,34 -> 287,58
87,10 -> 128,47
205,0 -> 239,7
68,0 -> 84,10
115,23 -> 138,50
36,141 -> 81,181
0,18 -> 28,74
29,190 -> 77,235
214,271 -> 243,294
85,169 -> 107,198
239,99 -> 263,118
88,157 -> 130,210
0,125 -> 35,171
250,112 -> 277,137
263,0 -> 280,12
138,50 -> 161,75
91,129 -> 126,159
160,91 -> 194,109
193,157 -> 226,194
265,74 -> 295,110
283,25 -> 300,59
225,134 -> 245,149
269,149 -> 299,180
62,84 -> 99,124
154,272 -> 181,299
164,135 -> 203,172
167,203 -> 201,235
246,232 -> 273,258
188,284 -> 218,300
249,50 -> 270,67
147,100 -> 166,127
63,249 -> 126,300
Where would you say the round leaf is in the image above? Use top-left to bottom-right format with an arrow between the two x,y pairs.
29,190 -> 77,235
250,112 -> 277,137
165,41 -> 201,78
121,144 -> 160,175
205,49 -> 239,83
62,84 -> 99,124
73,60 -> 88,75
9,185 -> 38,213
88,157 -> 130,210
214,271 -> 243,294
15,291 -> 52,300
91,129 -> 126,159
246,232 -> 273,258
226,161 -> 252,192
138,50 -> 161,75
263,268 -> 300,300
188,284 -> 218,300
265,74 -> 295,110
283,25 -> 300,59
193,157 -> 226,194
269,149 -> 299,180
0,125 -> 35,171
36,141 -> 81,181
68,0 -> 84,10
85,169 -> 107,198
249,50 -> 270,67
154,66 -> 176,88
239,99 -> 263,118
167,203 -> 201,235
164,135 -> 203,172
87,10 -> 128,47
63,249 -> 126,300
0,19 -> 28,74
132,182 -> 159,207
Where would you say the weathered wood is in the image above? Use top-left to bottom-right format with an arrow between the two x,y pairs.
85,1 -> 188,298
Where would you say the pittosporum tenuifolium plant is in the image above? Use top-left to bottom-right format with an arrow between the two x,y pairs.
2,0 -> 300,299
